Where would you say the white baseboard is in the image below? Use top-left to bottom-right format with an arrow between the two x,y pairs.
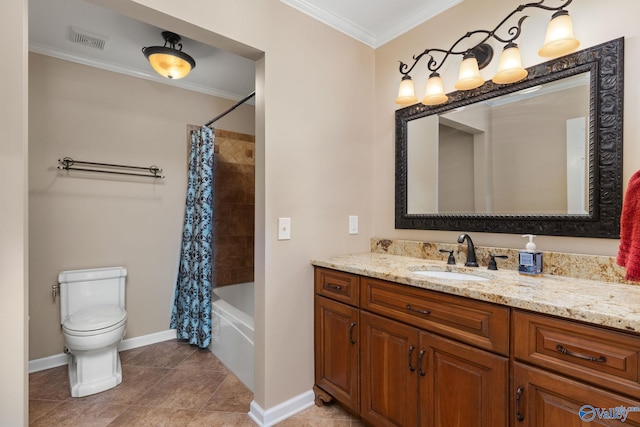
28,329 -> 177,373
248,390 -> 315,427
117,329 -> 176,352
28,353 -> 69,374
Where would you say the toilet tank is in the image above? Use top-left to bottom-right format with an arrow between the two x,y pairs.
59,266 -> 127,322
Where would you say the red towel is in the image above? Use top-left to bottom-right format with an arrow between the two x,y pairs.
617,169 -> 640,281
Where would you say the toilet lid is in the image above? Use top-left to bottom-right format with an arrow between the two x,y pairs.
63,304 -> 127,332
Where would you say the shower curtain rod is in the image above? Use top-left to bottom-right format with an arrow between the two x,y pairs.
204,91 -> 255,127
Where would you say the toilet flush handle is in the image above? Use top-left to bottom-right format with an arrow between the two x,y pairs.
52,284 -> 60,302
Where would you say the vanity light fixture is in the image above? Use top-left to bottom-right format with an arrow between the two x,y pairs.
394,0 -> 580,106
142,31 -> 196,80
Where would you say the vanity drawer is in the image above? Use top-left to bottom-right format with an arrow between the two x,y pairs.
314,267 -> 359,306
360,277 -> 509,355
513,310 -> 640,396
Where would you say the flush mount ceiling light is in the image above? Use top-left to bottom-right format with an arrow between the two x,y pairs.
395,0 -> 580,107
142,31 -> 196,80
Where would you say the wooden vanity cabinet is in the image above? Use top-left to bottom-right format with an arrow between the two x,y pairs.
314,268 -> 360,413
315,266 -> 640,426
314,267 -> 509,426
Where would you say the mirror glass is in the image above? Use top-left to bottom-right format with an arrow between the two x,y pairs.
395,38 -> 624,238
407,73 -> 590,216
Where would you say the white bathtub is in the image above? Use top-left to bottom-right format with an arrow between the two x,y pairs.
210,282 -> 254,391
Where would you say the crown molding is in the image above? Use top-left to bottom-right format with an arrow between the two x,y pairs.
281,0 -> 463,48
281,0 -> 376,47
375,0 -> 464,47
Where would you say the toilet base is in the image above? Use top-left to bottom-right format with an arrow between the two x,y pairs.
67,346 -> 122,398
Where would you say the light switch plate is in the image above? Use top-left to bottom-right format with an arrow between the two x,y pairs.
349,215 -> 358,234
278,217 -> 291,240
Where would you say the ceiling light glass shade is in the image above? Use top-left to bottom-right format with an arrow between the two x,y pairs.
142,31 -> 196,80
492,43 -> 528,85
422,72 -> 448,106
455,53 -> 484,90
538,10 -> 580,57
144,49 -> 195,79
395,76 -> 419,105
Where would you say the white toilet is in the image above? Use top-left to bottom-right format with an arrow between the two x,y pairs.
58,266 -> 128,398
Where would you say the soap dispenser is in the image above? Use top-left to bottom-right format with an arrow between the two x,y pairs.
518,234 -> 543,276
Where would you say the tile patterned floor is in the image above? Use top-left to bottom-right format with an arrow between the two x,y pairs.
29,339 -> 363,426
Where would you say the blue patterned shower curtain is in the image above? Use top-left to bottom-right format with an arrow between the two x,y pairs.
170,126 -> 214,348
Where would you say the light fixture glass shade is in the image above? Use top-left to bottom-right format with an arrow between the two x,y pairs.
422,73 -> 448,106
492,43 -> 528,85
395,76 -> 419,105
538,10 -> 580,57
145,48 -> 195,79
455,54 -> 484,90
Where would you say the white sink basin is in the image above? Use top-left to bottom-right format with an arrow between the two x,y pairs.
412,270 -> 489,282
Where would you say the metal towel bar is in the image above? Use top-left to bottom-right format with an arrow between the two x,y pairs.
58,157 -> 164,179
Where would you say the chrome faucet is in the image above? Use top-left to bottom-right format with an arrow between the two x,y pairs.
457,233 -> 478,267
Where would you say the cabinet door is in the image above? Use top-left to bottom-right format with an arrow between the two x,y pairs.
314,295 -> 359,413
419,332 -> 508,427
361,311 -> 420,427
513,362 -> 640,426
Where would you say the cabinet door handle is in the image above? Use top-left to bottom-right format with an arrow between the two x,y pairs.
405,304 -> 431,315
515,386 -> 525,422
326,283 -> 343,290
349,322 -> 356,345
408,345 -> 416,372
418,349 -> 426,376
556,345 -> 607,363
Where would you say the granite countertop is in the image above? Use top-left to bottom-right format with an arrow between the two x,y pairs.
311,252 -> 640,334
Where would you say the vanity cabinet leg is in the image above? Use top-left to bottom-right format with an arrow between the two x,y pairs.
313,384 -> 334,407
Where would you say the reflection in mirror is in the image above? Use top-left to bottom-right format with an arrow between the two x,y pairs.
395,38 -> 624,238
407,73 -> 590,216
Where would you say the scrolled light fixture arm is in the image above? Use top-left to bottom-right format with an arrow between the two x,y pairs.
398,14 -> 526,77
395,0 -> 578,106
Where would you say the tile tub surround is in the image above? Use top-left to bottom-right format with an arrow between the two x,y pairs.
311,252 -> 640,334
371,238 -> 632,285
213,130 -> 255,287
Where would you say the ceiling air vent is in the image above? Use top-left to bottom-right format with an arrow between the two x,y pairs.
69,27 -> 108,51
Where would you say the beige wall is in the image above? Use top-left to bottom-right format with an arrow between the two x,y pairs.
28,53 -> 255,360
375,0 -> 640,255
79,0 -> 378,412
0,0 -> 28,423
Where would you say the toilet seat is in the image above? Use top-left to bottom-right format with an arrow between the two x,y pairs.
63,304 -> 127,336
